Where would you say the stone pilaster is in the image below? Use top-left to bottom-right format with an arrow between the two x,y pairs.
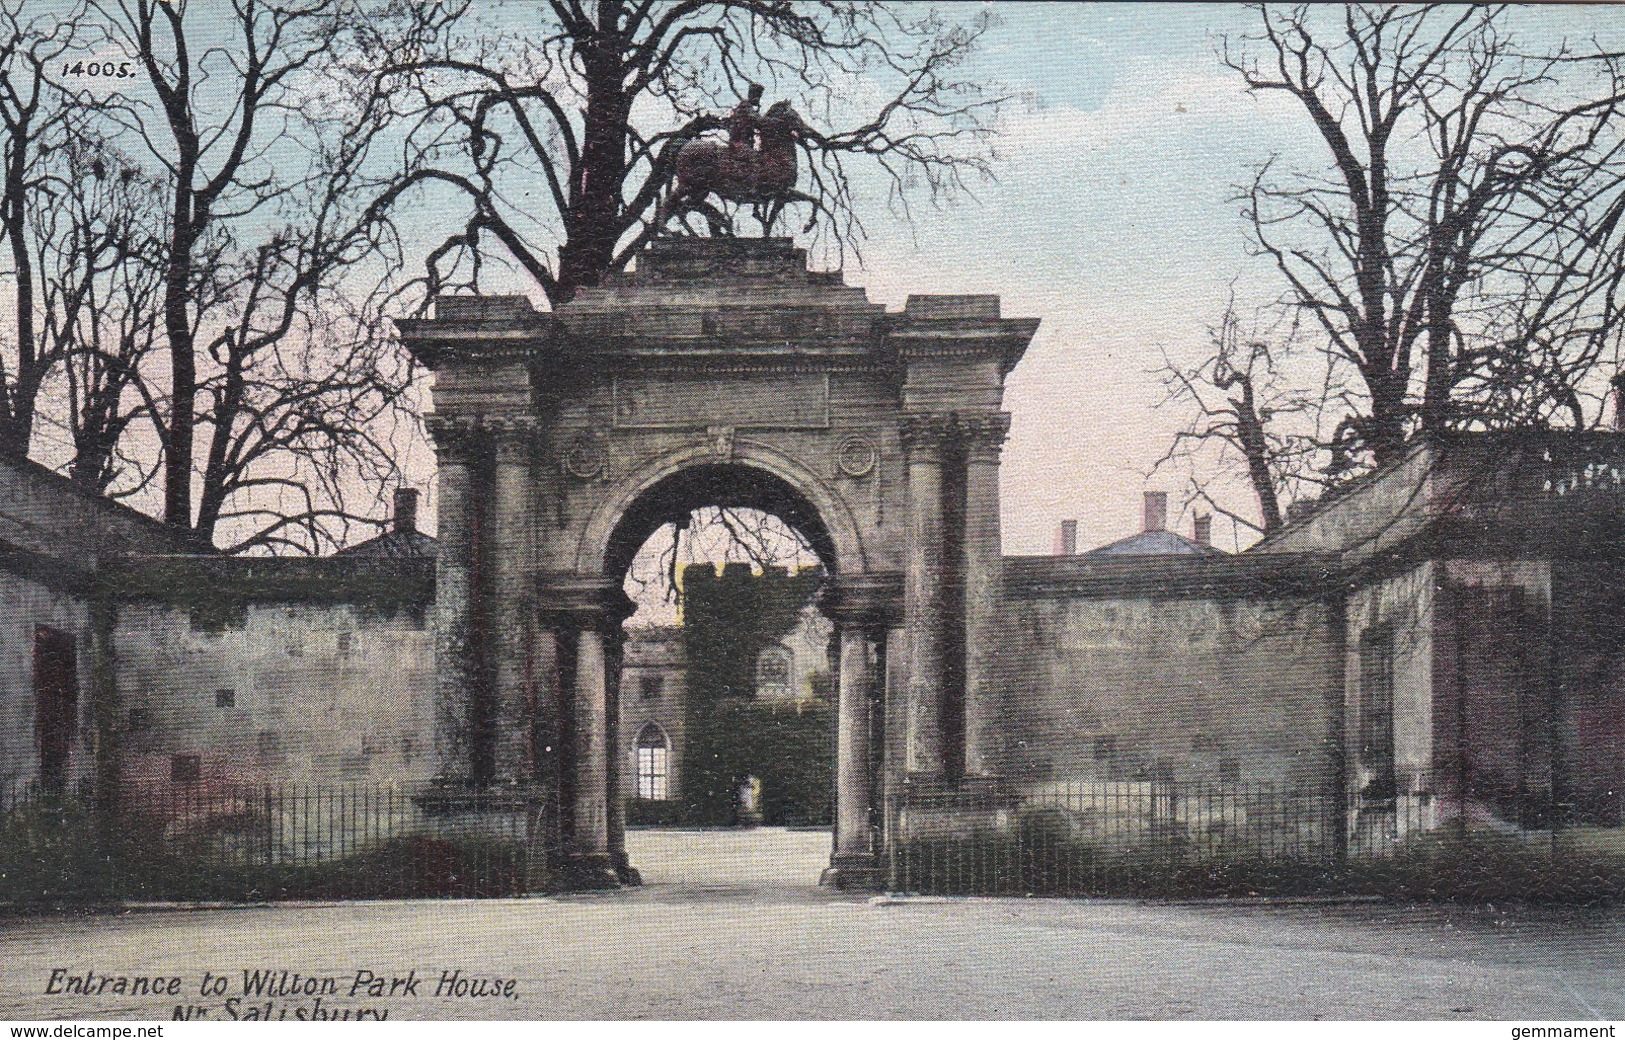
900,414 -> 954,777
88,600 -> 120,813
961,412 -> 1010,778
537,575 -> 636,890
424,415 -> 483,784
818,573 -> 902,891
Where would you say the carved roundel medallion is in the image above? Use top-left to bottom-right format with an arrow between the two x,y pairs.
836,435 -> 878,478
563,435 -> 606,481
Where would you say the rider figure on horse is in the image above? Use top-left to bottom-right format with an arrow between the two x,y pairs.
656,85 -> 828,234
726,83 -> 765,164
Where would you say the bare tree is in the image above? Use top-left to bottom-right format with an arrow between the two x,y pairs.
0,2 -> 83,461
28,130 -> 169,496
1224,4 -> 1625,469
365,0 -> 1004,307
85,0 -> 422,550
1155,302 -> 1333,534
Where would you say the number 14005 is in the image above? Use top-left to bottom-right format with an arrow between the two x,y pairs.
63,61 -> 136,79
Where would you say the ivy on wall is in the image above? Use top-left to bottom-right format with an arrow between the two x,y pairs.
677,562 -> 833,826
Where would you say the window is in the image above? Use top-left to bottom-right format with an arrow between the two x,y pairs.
1359,627 -> 1397,800
639,674 -> 664,701
755,647 -> 792,699
214,688 -> 235,708
635,724 -> 670,801
170,754 -> 202,783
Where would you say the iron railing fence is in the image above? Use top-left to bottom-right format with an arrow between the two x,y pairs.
892,779 -> 1438,897
0,779 -> 543,900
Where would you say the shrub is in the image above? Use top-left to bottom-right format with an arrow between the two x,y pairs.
0,799 -> 533,906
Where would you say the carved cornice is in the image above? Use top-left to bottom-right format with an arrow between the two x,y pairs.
424,414 -> 482,462
489,416 -> 539,463
817,572 -> 904,627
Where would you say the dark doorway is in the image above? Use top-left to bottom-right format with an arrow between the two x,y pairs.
33,626 -> 78,793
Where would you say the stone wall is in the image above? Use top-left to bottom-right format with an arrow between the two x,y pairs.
1554,559 -> 1625,825
990,555 -> 1342,792
1344,560 -> 1437,799
1430,559 -> 1560,827
0,459 -> 197,791
111,596 -> 436,792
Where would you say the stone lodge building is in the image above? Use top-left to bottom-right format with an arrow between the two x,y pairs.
0,237 -> 1622,890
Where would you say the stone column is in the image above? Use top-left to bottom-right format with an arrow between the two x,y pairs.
538,575 -> 635,890
819,573 -> 901,891
830,626 -> 878,884
570,626 -> 616,886
604,628 -> 642,885
961,412 -> 1010,777
425,416 -> 482,783
901,414 -> 951,777
489,418 -> 538,783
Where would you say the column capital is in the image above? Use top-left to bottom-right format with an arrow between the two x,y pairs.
817,571 -> 904,628
424,414 -> 483,463
425,413 -> 538,462
899,412 -> 957,459
489,416 -> 539,463
960,411 -> 1012,462
899,411 -> 1012,460
535,573 -> 636,631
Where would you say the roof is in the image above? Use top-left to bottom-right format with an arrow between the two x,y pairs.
334,529 -> 439,560
1082,530 -> 1224,557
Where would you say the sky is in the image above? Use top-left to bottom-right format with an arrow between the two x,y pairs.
842,3 -> 1625,555
861,2 -> 1298,555
14,2 -> 1625,563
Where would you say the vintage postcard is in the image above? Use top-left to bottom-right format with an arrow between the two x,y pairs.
1,0 -> 1623,1025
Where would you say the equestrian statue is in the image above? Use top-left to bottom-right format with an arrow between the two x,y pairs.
655,85 -> 832,235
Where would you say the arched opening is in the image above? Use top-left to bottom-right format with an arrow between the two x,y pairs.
602,463 -> 840,580
605,463 -> 840,888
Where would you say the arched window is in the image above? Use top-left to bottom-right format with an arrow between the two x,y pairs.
635,723 -> 670,801
755,646 -> 793,699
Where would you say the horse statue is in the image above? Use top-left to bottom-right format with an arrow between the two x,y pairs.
655,100 -> 831,235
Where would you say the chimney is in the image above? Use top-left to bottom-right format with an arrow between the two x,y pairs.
393,487 -> 419,534
1142,491 -> 1167,533
1053,519 -> 1078,556
1193,513 -> 1212,547
1613,372 -> 1625,432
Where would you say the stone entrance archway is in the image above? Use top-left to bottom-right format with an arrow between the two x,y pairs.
398,237 -> 1037,890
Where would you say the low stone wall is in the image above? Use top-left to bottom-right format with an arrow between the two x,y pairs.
988,554 -> 1343,791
